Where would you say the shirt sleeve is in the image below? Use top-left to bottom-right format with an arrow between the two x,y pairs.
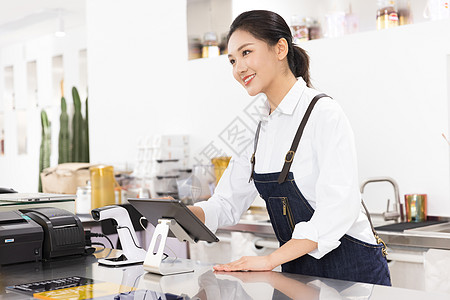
194,144 -> 258,233
291,99 -> 361,259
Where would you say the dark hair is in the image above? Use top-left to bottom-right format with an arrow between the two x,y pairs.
227,10 -> 311,87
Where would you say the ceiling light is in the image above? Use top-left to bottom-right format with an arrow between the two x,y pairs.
55,11 -> 65,38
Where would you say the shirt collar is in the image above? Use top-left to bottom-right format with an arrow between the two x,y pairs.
258,77 -> 306,121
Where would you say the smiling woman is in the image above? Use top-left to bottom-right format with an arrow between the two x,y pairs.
226,11 -> 311,112
191,10 -> 392,286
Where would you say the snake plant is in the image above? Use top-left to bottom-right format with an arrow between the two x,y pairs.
38,109 -> 51,192
58,97 -> 70,164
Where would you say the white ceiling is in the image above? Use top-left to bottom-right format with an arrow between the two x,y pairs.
0,0 -> 86,47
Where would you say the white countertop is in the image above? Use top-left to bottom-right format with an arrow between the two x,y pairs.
1,252 -> 449,299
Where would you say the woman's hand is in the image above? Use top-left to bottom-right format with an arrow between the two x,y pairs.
213,239 -> 317,273
188,206 -> 205,224
213,255 -> 274,272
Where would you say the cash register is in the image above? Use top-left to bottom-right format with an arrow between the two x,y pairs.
0,210 -> 44,265
0,206 -> 87,265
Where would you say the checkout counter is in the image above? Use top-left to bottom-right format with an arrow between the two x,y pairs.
1,198 -> 448,299
1,248 -> 449,299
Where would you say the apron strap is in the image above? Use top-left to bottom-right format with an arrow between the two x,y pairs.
277,93 -> 330,184
249,121 -> 262,182
362,199 -> 387,256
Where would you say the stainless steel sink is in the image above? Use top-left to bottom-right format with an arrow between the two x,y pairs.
404,221 -> 450,237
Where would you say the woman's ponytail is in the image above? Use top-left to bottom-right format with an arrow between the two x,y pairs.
289,46 -> 311,87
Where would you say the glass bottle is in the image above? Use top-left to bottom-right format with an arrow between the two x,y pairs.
306,18 -> 321,40
377,0 -> 399,30
219,33 -> 228,55
76,182 -> 91,214
0,129 -> 4,156
398,0 -> 413,25
188,37 -> 203,60
202,32 -> 220,58
90,165 -> 116,209
291,15 -> 309,43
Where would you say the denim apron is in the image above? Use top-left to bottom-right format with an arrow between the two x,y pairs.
249,94 -> 391,286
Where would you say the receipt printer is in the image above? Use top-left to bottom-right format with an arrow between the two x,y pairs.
20,207 -> 86,259
0,208 -> 86,265
0,210 -> 44,265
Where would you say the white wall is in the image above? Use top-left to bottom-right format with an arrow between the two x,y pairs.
86,0 -> 189,167
186,55 -> 253,160
302,20 -> 450,216
232,0 -> 319,23
0,27 -> 87,192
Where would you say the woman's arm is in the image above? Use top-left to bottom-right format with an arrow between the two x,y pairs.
188,205 -> 206,224
269,238 -> 318,267
192,150 -> 259,233
290,99 -> 362,259
213,238 -> 317,271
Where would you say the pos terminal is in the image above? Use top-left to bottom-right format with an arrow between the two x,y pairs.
128,198 -> 219,276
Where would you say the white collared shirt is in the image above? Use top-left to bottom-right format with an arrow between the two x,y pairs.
195,78 -> 376,259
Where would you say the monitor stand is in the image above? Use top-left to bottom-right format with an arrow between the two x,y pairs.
144,218 -> 196,276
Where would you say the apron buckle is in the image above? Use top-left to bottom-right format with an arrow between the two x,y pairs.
285,151 -> 295,163
375,235 -> 388,257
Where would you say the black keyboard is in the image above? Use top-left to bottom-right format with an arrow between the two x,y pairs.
7,276 -> 94,295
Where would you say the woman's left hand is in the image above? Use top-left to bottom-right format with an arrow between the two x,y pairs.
213,256 -> 273,272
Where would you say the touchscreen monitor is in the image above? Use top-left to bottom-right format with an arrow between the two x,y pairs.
128,198 -> 219,243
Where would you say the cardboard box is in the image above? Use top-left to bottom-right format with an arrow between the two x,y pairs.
41,163 -> 92,194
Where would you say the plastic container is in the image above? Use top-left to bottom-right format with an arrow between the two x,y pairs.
153,176 -> 179,194
345,4 -> 359,34
191,164 -> 215,201
423,0 -> 450,20
90,165 -> 116,209
324,11 -> 346,38
211,156 -> 231,186
152,134 -> 189,148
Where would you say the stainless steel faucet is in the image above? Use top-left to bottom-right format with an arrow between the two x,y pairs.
360,177 -> 404,222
